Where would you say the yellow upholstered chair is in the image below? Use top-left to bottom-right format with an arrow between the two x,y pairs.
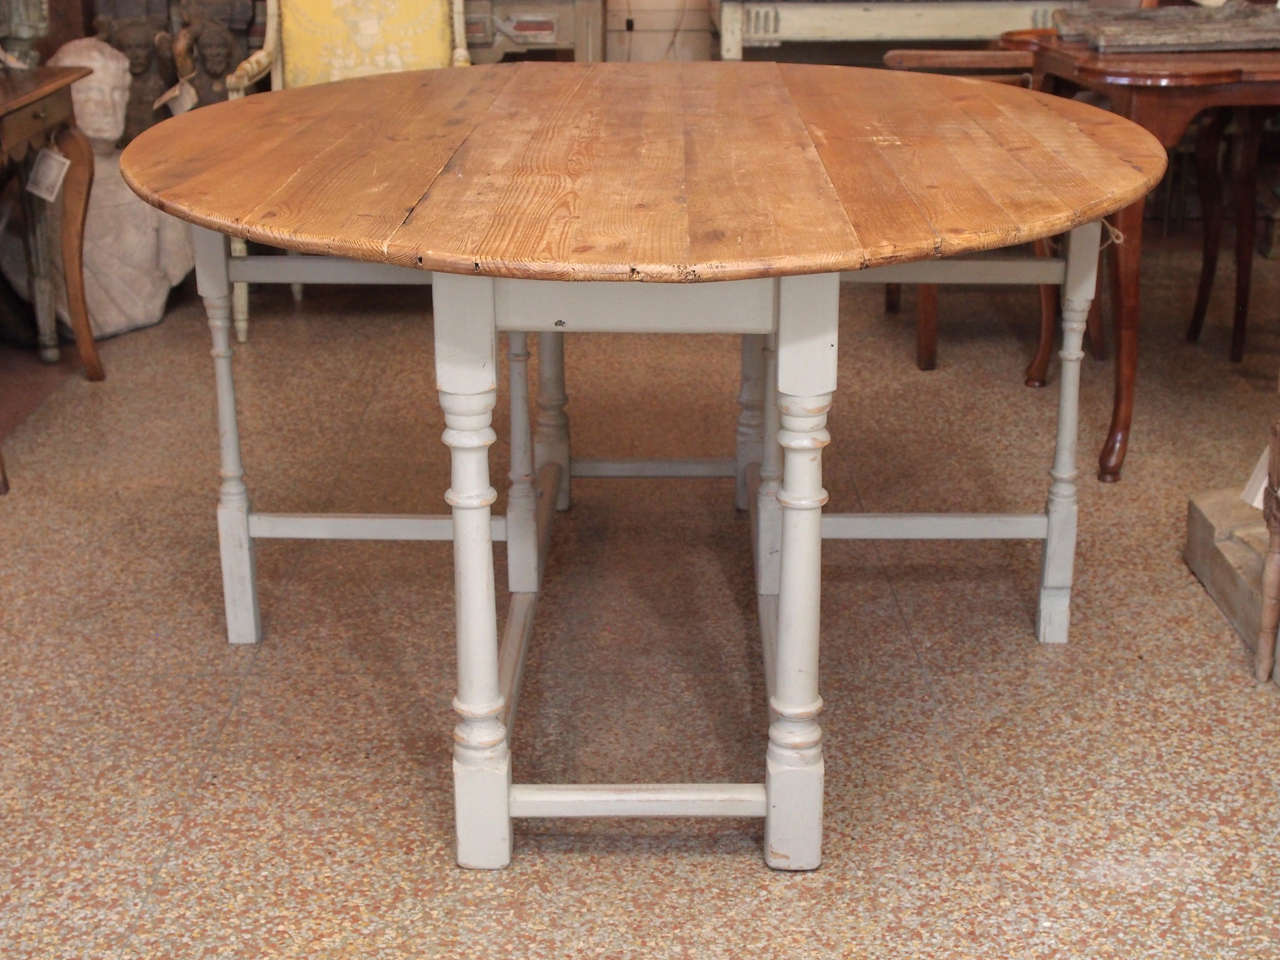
224,0 -> 468,340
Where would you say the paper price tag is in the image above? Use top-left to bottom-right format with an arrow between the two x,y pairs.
25,148 -> 71,203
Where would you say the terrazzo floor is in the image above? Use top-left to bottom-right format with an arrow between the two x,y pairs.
3,234 -> 1280,958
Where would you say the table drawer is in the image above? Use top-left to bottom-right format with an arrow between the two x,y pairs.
2,88 -> 72,155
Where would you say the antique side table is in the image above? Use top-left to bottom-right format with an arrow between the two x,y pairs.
1003,29 -> 1280,481
121,62 -> 1164,870
1,66 -> 102,380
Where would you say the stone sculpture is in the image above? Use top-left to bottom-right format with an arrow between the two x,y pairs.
185,17 -> 234,105
178,0 -> 254,62
105,17 -> 175,146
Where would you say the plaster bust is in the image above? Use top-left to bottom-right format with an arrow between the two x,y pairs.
48,37 -> 130,148
0,37 -> 193,339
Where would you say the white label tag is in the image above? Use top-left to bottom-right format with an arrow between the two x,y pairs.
25,148 -> 71,203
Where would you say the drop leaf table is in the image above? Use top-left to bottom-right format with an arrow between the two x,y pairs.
122,62 -> 1165,869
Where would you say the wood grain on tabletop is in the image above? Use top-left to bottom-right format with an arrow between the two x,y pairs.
121,61 -> 1167,283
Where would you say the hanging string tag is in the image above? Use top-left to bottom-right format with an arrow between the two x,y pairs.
25,148 -> 70,203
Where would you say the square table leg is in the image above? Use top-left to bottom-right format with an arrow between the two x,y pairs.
765,272 -> 839,870
433,273 -> 512,869
192,226 -> 261,646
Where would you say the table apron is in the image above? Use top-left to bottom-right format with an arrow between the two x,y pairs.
229,254 -> 432,285
229,255 -> 1071,320
845,256 -> 1066,286
484,275 -> 778,334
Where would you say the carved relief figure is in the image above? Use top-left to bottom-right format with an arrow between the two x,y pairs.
186,17 -> 234,105
178,0 -> 254,61
107,17 -> 174,146
0,38 -> 194,338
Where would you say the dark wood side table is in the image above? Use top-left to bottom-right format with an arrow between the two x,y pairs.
1003,29 -> 1280,481
2,66 -> 103,381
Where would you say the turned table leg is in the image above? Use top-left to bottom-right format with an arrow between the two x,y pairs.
1039,222 -> 1100,644
756,328 -> 782,598
433,273 -> 511,869
736,334 -> 765,510
192,227 -> 261,645
506,332 -> 539,593
765,273 -> 837,871
54,125 -> 102,381
534,332 -> 571,511
230,237 -> 250,342
1098,200 -> 1144,482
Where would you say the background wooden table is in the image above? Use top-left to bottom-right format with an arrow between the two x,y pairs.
1,66 -> 102,382
1003,29 -> 1280,481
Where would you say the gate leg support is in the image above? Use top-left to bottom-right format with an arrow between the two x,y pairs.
1039,222 -> 1100,644
434,273 -> 511,868
193,227 -> 260,645
765,274 -> 837,870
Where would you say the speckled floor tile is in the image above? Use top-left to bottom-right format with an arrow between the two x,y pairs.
6,232 -> 1280,958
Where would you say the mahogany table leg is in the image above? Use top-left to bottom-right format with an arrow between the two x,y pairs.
1230,108 -> 1265,363
54,125 -> 103,381
1099,201 -> 1144,483
1024,237 -> 1058,387
1188,110 -> 1228,344
915,283 -> 937,371
884,282 -> 901,313
1085,285 -> 1105,360
0,450 -> 8,494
